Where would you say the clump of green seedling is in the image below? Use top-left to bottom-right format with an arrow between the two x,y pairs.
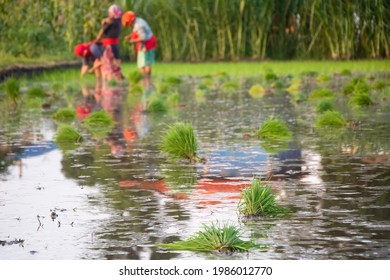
128,70 -> 143,84
316,111 -> 346,127
316,74 -> 331,83
342,77 -> 370,95
53,108 -> 76,122
2,77 -> 21,103
83,110 -> 115,137
264,68 -> 278,82
164,76 -> 182,85
129,84 -> 143,95
350,92 -> 373,107
372,80 -> 387,91
257,118 -> 292,140
167,91 -> 181,107
220,81 -> 239,94
160,122 -> 199,162
309,88 -> 334,101
27,87 -> 46,99
55,125 -> 83,143
147,93 -> 168,112
316,98 -> 335,113
238,178 -> 290,218
158,222 -> 265,253
339,69 -> 352,76
248,84 -> 265,98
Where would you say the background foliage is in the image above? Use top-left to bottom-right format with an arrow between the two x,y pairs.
0,0 -> 389,62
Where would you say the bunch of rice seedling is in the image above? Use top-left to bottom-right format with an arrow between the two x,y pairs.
53,108 -> 76,122
156,82 -> 171,94
199,77 -> 216,89
83,111 -> 115,137
2,77 -> 20,102
158,223 -> 264,252
27,87 -> 46,99
339,69 -> 352,76
316,111 -> 346,127
350,92 -> 373,107
167,91 -> 181,107
129,84 -> 143,95
257,118 -> 292,140
55,125 -> 83,143
164,76 -> 182,85
316,74 -> 331,83
316,98 -> 334,113
238,179 -> 290,217
195,89 -> 206,103
128,70 -> 143,84
286,79 -> 301,94
220,81 -> 239,94
147,94 -> 168,112
160,122 -> 198,162
264,69 -> 278,82
342,77 -> 370,95
248,84 -> 265,98
372,80 -> 387,90
308,88 -> 334,100
300,71 -> 318,78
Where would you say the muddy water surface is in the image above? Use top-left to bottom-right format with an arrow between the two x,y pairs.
1,75 -> 389,259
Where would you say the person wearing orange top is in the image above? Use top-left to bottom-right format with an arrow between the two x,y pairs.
122,11 -> 156,88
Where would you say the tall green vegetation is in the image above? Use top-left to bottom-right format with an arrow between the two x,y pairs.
0,0 -> 388,61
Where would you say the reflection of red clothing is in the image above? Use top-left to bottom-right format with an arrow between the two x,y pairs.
76,105 -> 91,119
118,178 -> 266,205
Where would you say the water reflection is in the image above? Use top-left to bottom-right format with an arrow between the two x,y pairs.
0,77 -> 389,260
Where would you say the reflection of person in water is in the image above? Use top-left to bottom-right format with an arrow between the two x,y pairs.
76,82 -> 103,120
101,81 -> 126,158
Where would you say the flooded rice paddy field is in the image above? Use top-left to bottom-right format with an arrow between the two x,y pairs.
0,70 -> 389,260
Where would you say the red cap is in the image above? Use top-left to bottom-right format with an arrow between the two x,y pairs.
122,11 -> 136,26
74,43 -> 88,57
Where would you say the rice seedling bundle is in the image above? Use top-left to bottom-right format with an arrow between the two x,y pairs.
350,92 -> 373,107
27,87 -> 46,99
316,111 -> 346,127
167,91 -> 181,107
343,77 -> 370,95
164,76 -> 182,85
372,80 -> 387,91
248,84 -> 265,98
309,88 -> 334,100
53,108 -> 76,122
160,122 -> 198,162
128,70 -> 143,84
238,179 -> 290,217
257,118 -> 292,140
316,99 -> 335,113
264,69 -> 278,82
2,77 -> 20,101
83,111 -> 115,137
129,84 -> 144,95
55,125 -> 83,143
158,223 -> 264,252
220,81 -> 239,93
147,94 -> 168,112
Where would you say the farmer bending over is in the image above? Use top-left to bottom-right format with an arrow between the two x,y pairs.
122,11 -> 156,88
74,41 -> 103,78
